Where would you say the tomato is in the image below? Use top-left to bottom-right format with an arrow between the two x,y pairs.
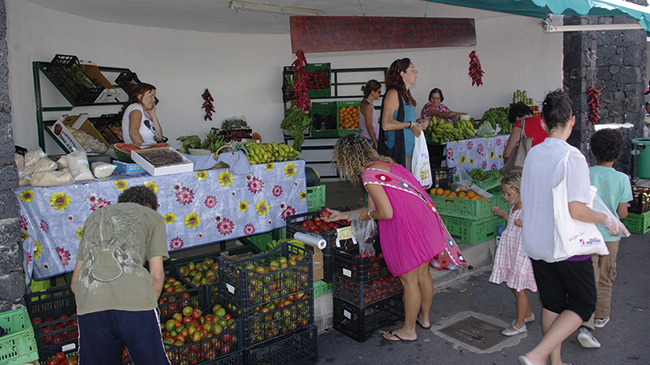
55,352 -> 66,361
62,355 -> 78,365
191,307 -> 203,320
320,209 -> 331,218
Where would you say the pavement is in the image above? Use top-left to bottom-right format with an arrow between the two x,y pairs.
317,181 -> 650,365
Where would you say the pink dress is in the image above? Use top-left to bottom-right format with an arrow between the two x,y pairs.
489,208 -> 537,292
362,161 -> 468,277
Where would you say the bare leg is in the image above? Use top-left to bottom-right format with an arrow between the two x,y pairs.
507,288 -> 532,330
383,265 -> 420,341
416,262 -> 433,328
524,308 -> 582,365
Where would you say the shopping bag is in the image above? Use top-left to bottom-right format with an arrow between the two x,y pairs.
501,119 -> 532,174
411,133 -> 433,189
551,152 -> 608,261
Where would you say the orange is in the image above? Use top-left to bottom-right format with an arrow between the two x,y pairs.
466,190 -> 476,198
435,188 -> 444,195
449,192 -> 457,198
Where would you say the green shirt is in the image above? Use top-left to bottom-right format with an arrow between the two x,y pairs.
74,203 -> 168,315
589,165 -> 633,241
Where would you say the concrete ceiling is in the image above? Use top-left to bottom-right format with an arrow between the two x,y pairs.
25,0 -> 508,34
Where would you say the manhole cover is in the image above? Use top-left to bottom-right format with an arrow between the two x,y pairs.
432,311 -> 522,354
439,315 -> 505,350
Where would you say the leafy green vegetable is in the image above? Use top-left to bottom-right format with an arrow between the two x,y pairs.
281,106 -> 311,151
481,107 -> 511,133
177,135 -> 202,151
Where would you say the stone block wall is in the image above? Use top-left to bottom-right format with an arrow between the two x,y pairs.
0,0 -> 25,312
563,15 -> 646,175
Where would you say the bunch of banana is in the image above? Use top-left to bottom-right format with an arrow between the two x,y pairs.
265,238 -> 305,251
455,119 -> 476,139
424,116 -> 476,143
244,142 -> 301,165
266,142 -> 300,162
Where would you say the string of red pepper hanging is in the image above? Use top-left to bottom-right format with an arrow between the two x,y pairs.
292,50 -> 311,113
468,50 -> 484,87
201,89 -> 215,121
587,86 -> 601,124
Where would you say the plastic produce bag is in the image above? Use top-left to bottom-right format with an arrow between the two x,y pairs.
411,134 -> 432,189
91,162 -> 117,179
476,121 -> 498,137
591,187 -> 631,238
349,211 -> 378,257
66,151 -> 94,181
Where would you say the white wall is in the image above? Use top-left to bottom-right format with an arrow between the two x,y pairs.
6,0 -> 563,153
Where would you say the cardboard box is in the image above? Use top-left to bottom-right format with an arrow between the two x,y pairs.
80,62 -> 129,103
112,161 -> 147,175
304,246 -> 324,282
50,114 -> 110,153
131,147 -> 194,176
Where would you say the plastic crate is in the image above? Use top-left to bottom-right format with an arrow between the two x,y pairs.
282,66 -> 296,100
163,303 -> 241,365
430,193 -> 497,220
305,63 -> 331,98
314,280 -> 332,297
244,325 -> 318,365
629,186 -> 650,214
427,141 -> 446,157
173,256 -> 220,306
218,242 -> 313,311
332,246 -> 390,282
333,273 -> 402,307
431,167 -> 453,190
24,286 -> 78,356
158,285 -> 205,321
472,170 -> 503,191
89,113 -> 123,144
241,291 -> 314,348
440,214 -> 505,245
622,210 -> 650,234
337,100 -> 362,133
0,307 -> 39,365
307,185 -> 326,211
322,251 -> 333,283
286,209 -> 354,252
311,101 -> 338,137
333,293 -> 404,343
45,54 -> 104,104
115,71 -> 142,97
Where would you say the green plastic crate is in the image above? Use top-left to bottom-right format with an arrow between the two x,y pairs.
306,63 -> 331,98
473,170 -> 503,191
622,211 -> 650,234
307,185 -> 326,211
314,280 -> 333,297
440,214 -> 505,245
311,101 -> 338,137
246,228 -> 287,252
430,194 -> 497,220
336,100 -> 362,133
0,307 -> 39,365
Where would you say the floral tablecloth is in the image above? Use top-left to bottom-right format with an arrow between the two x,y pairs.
445,135 -> 509,175
16,160 -> 308,280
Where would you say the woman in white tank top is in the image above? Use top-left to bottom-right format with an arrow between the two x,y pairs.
121,83 -> 163,145
359,79 -> 382,149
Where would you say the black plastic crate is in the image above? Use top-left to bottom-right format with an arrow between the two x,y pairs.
432,167 -> 453,189
241,290 -> 314,348
286,209 -> 354,251
24,286 -> 78,357
45,54 -> 104,104
244,325 -> 318,365
333,273 -> 403,307
89,113 -> 123,144
332,246 -> 390,282
115,71 -> 142,97
158,284 -> 205,322
333,293 -> 404,343
173,256 -> 220,307
322,252 -> 332,284
219,242 -> 313,312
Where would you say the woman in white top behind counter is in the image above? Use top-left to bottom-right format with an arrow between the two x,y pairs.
359,79 -> 382,149
121,83 -> 164,145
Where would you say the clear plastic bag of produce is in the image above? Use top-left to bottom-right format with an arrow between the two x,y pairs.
590,187 -> 631,238
476,121 -> 499,137
349,211 -> 378,257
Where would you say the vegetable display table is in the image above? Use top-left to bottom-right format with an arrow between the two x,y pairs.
17,160 -> 308,280
445,135 -> 509,175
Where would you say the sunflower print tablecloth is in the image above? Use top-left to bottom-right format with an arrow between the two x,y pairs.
16,160 -> 308,280
445,135 -> 508,175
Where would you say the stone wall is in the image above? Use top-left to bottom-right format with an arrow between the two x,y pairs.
0,0 -> 25,312
563,15 -> 646,174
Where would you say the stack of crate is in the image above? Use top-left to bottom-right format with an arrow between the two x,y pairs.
331,246 -> 404,342
623,186 -> 650,234
218,242 -> 317,364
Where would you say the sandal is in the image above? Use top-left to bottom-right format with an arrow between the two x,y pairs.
383,330 -> 416,342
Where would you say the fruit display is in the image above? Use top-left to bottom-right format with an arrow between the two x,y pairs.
243,141 -> 300,164
41,352 -> 78,365
333,293 -> 404,343
263,238 -> 305,253
30,314 -> 78,347
480,107 -> 511,133
430,189 -> 496,221
430,187 -> 485,200
158,304 -> 239,365
246,290 -> 313,346
175,257 -> 219,305
333,273 -> 403,307
158,277 -> 203,317
112,142 -> 170,162
332,247 -> 390,283
338,104 -> 360,129
424,116 -> 475,143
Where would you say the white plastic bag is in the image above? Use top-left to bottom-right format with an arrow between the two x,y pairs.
66,151 -> 95,181
31,171 -> 74,186
91,162 -> 117,179
349,211 -> 378,257
411,134 -> 432,189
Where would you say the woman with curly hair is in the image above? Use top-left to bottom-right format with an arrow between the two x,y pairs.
324,134 -> 467,342
378,58 -> 428,170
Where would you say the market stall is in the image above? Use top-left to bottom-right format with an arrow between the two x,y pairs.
18,160 -> 308,280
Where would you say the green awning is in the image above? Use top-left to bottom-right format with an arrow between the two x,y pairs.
427,0 -> 650,33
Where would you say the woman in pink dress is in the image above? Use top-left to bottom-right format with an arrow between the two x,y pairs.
324,134 -> 467,342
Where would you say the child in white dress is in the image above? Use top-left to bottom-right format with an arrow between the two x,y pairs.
489,171 -> 538,336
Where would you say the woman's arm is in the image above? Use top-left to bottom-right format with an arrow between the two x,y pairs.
365,183 -> 393,220
147,103 -> 164,141
503,127 -> 522,159
568,201 -> 607,223
129,109 -> 145,145
381,89 -> 416,134
361,101 -> 379,148
425,107 -> 466,119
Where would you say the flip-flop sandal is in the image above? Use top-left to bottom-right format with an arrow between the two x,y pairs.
416,319 -> 431,330
383,330 -> 416,342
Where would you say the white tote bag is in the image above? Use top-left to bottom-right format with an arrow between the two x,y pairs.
411,133 -> 433,189
552,152 -> 608,260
